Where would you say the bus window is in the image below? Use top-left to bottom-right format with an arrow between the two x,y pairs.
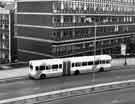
46,65 -> 50,70
75,62 -> 81,67
82,62 -> 87,66
35,66 -> 39,71
52,64 -> 58,69
72,63 -> 75,67
95,60 -> 100,65
106,60 -> 110,64
40,66 -> 45,70
101,60 -> 106,64
88,61 -> 93,65
59,64 -> 62,68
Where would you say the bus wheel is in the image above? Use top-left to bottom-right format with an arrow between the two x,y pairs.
40,74 -> 46,79
99,68 -> 104,72
74,70 -> 80,75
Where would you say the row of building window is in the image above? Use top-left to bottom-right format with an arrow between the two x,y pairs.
51,26 -> 133,41
52,37 -> 129,56
53,16 -> 135,26
53,1 -> 135,14
0,15 -> 9,20
58,0 -> 135,4
17,0 -> 135,13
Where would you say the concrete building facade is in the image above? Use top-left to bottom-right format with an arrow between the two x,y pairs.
15,0 -> 135,61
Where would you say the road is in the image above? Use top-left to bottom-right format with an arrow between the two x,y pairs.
0,66 -> 135,101
40,86 -> 135,104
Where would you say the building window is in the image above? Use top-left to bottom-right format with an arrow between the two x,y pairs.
64,16 -> 72,23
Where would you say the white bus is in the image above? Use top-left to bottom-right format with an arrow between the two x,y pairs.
29,55 -> 112,79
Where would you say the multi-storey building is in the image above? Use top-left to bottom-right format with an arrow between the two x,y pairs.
15,0 -> 135,61
0,8 -> 15,63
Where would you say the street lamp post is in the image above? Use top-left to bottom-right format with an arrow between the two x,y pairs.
92,22 -> 97,82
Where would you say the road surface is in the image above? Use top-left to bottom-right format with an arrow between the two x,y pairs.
0,66 -> 135,101
40,86 -> 135,104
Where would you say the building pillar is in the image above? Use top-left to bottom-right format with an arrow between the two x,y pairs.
60,30 -> 63,40
8,11 -> 14,63
73,15 -> 76,23
61,1 -> 64,10
61,15 -> 64,24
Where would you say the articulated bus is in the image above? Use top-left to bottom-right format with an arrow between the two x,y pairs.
29,55 -> 112,79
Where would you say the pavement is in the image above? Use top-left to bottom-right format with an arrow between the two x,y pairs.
0,57 -> 134,83
0,62 -> 29,82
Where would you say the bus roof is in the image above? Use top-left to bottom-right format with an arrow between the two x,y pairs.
29,58 -> 63,66
29,55 -> 112,66
64,55 -> 111,62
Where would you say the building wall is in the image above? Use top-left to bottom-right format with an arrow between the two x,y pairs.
16,0 -> 135,61
17,14 -> 52,26
16,38 -> 53,60
16,27 -> 53,39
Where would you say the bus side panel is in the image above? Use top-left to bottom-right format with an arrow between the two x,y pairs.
63,61 -> 71,76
